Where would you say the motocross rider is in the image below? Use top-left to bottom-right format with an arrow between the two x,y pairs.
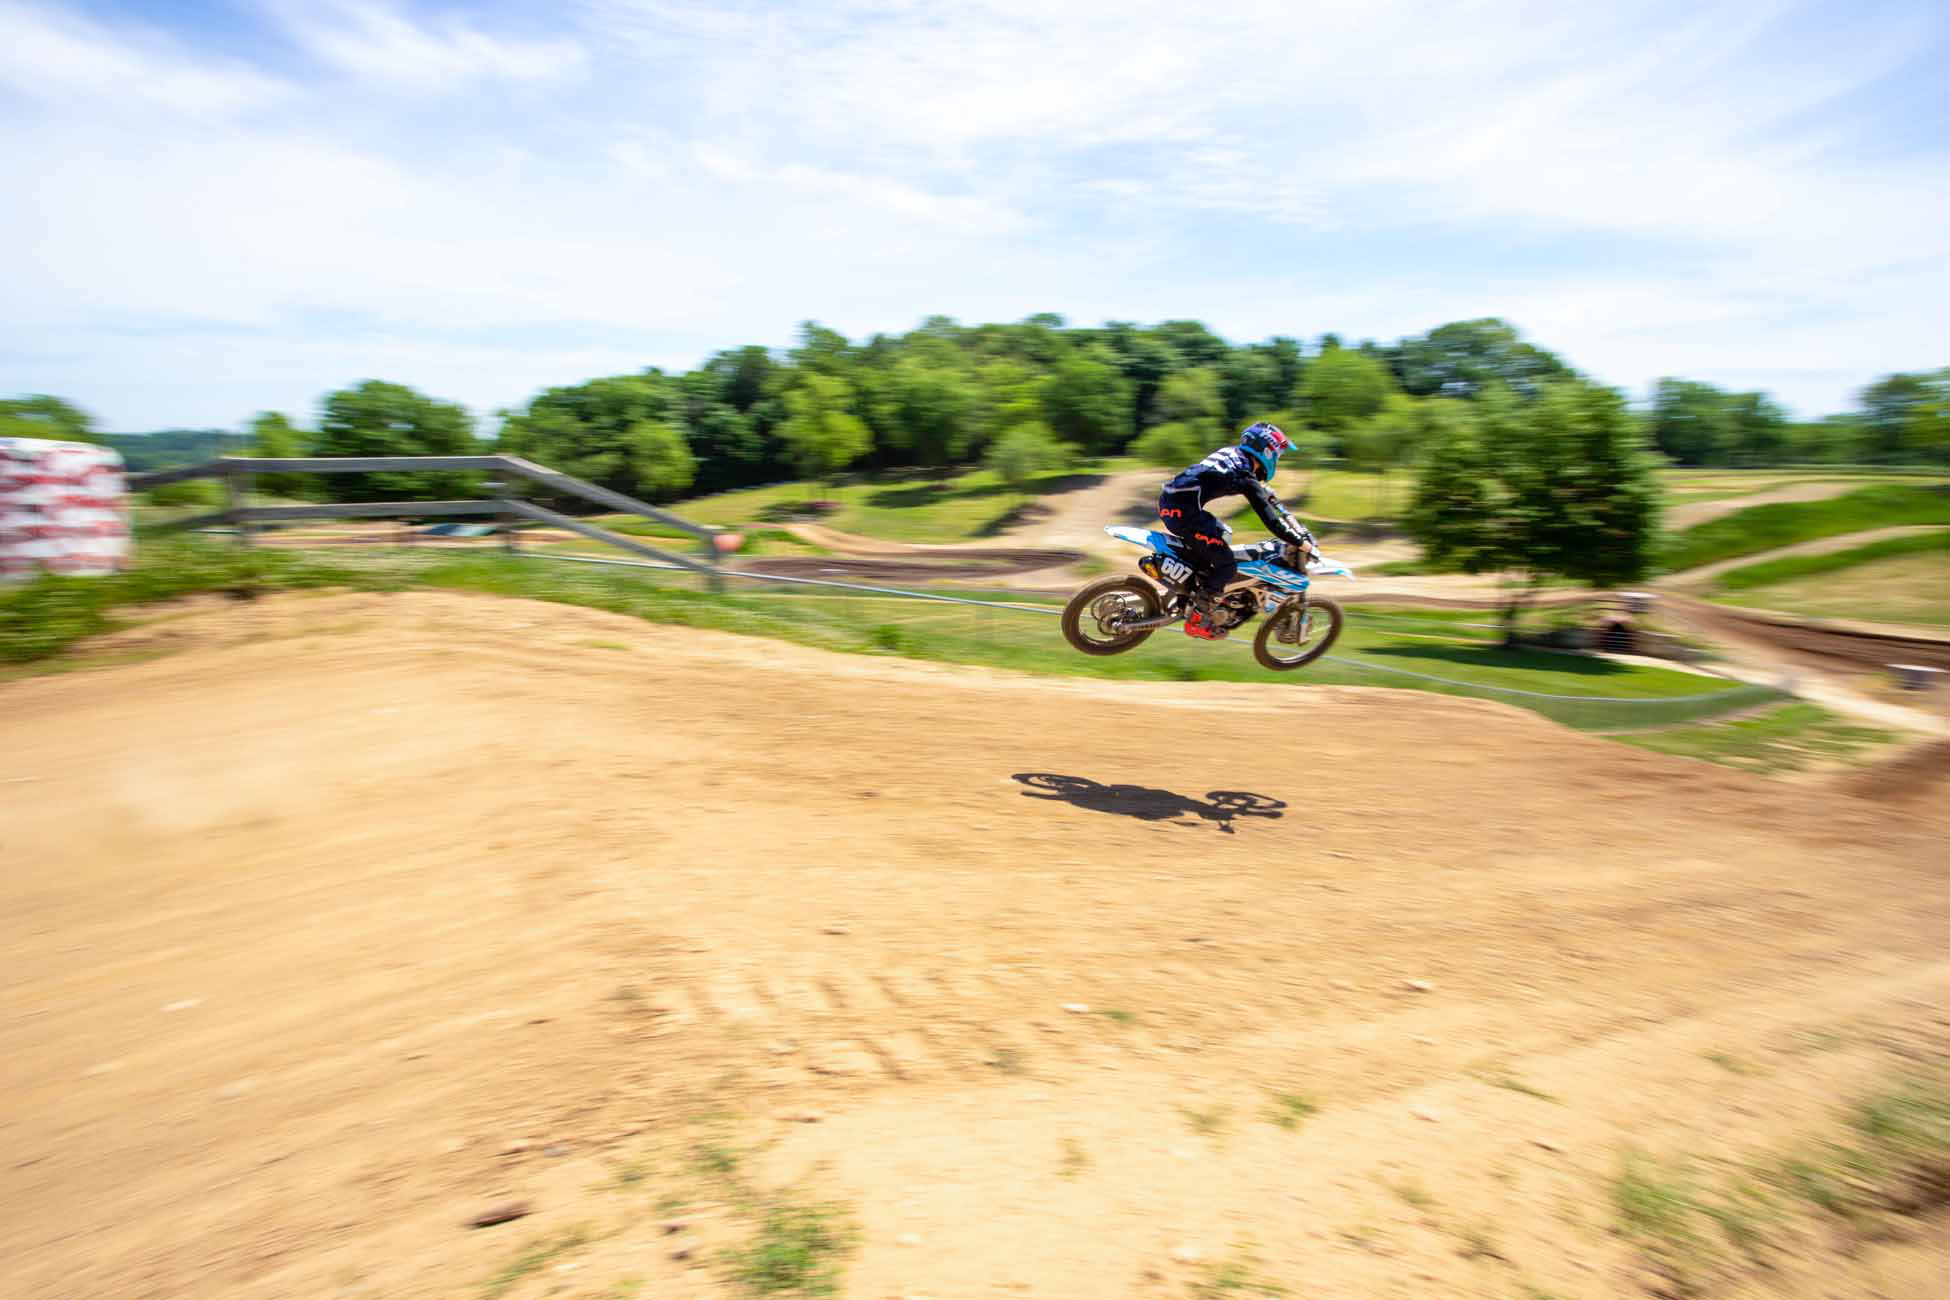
1158,422 -> 1316,640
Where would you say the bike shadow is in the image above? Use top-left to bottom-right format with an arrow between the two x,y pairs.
1010,773 -> 1286,835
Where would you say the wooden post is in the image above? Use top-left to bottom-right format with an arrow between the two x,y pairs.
488,478 -> 519,552
226,466 -> 253,546
703,532 -> 724,594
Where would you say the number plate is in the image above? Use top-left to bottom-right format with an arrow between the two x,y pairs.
1160,557 -> 1193,584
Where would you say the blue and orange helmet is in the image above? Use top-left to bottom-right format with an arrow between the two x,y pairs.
1239,422 -> 1293,480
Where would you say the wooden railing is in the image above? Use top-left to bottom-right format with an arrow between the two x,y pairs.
128,455 -> 723,590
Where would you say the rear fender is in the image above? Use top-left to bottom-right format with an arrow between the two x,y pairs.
1105,524 -> 1180,554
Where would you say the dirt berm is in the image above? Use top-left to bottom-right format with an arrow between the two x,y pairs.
5,591 -> 1947,1300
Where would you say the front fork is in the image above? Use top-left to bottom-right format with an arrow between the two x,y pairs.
1263,588 -> 1312,642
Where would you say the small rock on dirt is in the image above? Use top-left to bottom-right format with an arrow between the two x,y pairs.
1532,1136 -> 1563,1153
822,925 -> 849,935
1410,1106 -> 1441,1123
1170,1244 -> 1205,1264
466,1201 -> 532,1229
542,1142 -> 570,1157
670,1245 -> 694,1262
663,1219 -> 690,1235
1404,979 -> 1433,992
1061,1003 -> 1090,1014
897,1232 -> 924,1246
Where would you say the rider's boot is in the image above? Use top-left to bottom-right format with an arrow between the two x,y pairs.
1183,591 -> 1228,640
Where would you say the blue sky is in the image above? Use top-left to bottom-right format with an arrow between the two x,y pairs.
3,0 -> 1947,432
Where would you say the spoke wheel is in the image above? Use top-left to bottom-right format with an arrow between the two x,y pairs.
1252,596 -> 1343,670
1061,577 -> 1163,656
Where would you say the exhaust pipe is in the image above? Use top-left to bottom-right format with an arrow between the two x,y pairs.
1115,613 -> 1180,632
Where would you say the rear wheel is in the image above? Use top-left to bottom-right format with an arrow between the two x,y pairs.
1252,596 -> 1343,670
1062,576 -> 1163,656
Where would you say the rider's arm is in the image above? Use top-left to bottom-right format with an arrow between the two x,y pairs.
1244,479 -> 1314,549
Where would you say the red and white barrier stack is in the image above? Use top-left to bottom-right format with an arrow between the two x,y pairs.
0,438 -> 132,580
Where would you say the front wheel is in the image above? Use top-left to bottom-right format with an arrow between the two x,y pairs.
1253,596 -> 1343,671
1062,576 -> 1163,656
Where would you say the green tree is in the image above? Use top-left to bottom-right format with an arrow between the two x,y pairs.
1099,324 -> 1177,433
626,419 -> 697,500
1725,391 -> 1789,465
1156,366 -> 1226,436
1219,348 -> 1283,429
777,372 -> 872,492
1385,318 -> 1571,398
313,380 -> 479,501
1782,415 -> 1866,464
1343,394 -> 1453,517
984,421 -> 1070,487
1407,380 -> 1663,634
1042,350 -> 1132,452
876,358 -> 980,465
1858,372 -> 1932,462
0,394 -> 98,444
1648,379 -> 1734,466
497,373 -> 686,501
1911,370 -> 1950,462
1298,348 -> 1397,443
245,411 -> 311,497
1128,421 -> 1209,469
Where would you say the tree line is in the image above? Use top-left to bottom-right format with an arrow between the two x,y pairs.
6,317 -> 1947,512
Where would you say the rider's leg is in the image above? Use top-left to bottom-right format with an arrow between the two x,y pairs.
1185,510 -> 1237,598
1159,492 -> 1236,598
1176,511 -> 1237,639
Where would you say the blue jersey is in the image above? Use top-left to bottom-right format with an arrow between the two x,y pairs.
1163,446 -> 1310,546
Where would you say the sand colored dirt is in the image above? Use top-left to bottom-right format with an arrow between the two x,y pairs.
5,591 -> 1949,1300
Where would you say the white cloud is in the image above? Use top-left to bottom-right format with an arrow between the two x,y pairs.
4,0 -> 1948,426
0,0 -> 286,115
278,1 -> 584,91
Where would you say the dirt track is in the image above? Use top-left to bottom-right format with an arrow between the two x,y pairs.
6,591 -> 1949,1300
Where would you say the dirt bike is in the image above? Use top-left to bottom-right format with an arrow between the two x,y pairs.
1061,524 -> 1355,671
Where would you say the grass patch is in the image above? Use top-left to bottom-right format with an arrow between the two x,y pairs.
1180,1103 -> 1233,1138
1613,1153 -> 1708,1252
691,1139 -> 742,1178
1663,483 -> 1950,573
608,1159 -> 652,1189
1098,1008 -> 1138,1026
1616,701 -> 1894,774
0,539 -> 378,664
655,461 -> 1135,544
1711,528 -> 1950,591
1265,1092 -> 1319,1131
1060,1137 -> 1090,1179
10,541 -> 1776,740
1388,1177 -> 1437,1211
479,1227 -> 590,1300
1486,1074 -> 1559,1102
1705,1052 -> 1760,1076
1610,1068 -> 1950,1289
1189,1243 -> 1288,1298
987,1046 -> 1026,1074
1717,537 -> 1950,628
724,1198 -> 853,1297
1455,1222 -> 1504,1261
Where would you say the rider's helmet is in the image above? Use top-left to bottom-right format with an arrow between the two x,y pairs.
1239,422 -> 1294,481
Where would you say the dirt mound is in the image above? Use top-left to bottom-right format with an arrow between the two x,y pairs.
1849,738 -> 1950,803
5,591 -> 1947,1299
